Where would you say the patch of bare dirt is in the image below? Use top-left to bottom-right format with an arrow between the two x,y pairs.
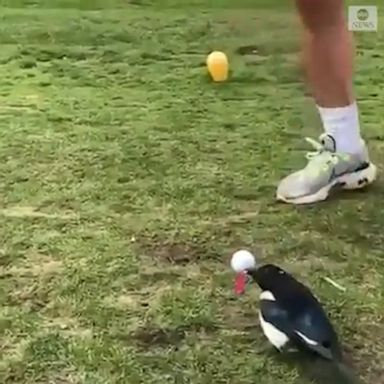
235,45 -> 259,55
134,233 -> 220,265
130,323 -> 218,348
345,335 -> 384,384
131,325 -> 187,347
134,226 -> 262,268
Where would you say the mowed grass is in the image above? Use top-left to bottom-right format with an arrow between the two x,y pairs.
0,1 -> 383,383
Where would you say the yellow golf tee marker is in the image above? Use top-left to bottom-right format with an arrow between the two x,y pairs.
206,51 -> 229,82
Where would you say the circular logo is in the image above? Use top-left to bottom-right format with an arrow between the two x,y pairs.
357,8 -> 369,21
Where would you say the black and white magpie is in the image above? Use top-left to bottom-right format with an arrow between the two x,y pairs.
230,250 -> 360,384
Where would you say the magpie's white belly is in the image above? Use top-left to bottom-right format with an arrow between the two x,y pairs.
258,291 -> 289,350
258,311 -> 289,350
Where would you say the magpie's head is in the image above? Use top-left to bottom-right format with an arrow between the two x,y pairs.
251,264 -> 287,291
230,250 -> 258,295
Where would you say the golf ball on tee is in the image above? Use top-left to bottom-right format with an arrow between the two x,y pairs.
230,250 -> 256,272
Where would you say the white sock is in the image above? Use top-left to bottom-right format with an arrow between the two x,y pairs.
317,102 -> 363,154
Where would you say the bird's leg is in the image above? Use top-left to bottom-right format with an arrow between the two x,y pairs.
279,341 -> 297,354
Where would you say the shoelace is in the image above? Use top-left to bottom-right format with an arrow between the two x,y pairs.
304,137 -> 339,166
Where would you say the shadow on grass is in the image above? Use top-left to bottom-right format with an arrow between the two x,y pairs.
267,347 -> 362,384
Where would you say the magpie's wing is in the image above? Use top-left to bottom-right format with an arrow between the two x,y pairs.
292,309 -> 342,361
261,299 -> 342,360
259,299 -> 294,339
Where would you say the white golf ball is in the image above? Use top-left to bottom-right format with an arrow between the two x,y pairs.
230,250 -> 256,272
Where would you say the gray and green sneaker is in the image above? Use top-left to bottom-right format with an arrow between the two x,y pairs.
276,134 -> 377,204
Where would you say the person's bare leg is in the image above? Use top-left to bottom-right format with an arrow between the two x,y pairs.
276,0 -> 377,204
297,0 -> 362,153
297,0 -> 354,108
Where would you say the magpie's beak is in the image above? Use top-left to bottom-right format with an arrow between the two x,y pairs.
234,272 -> 250,295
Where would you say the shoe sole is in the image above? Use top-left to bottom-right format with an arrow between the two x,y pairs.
276,163 -> 377,205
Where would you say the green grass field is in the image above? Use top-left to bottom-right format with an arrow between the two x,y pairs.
0,1 -> 383,383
